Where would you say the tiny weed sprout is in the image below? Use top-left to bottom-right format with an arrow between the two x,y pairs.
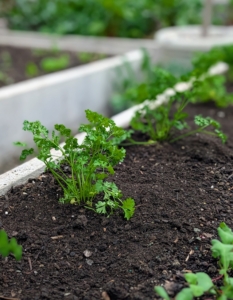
0,230 -> 22,261
26,62 -> 39,77
155,222 -> 233,300
130,97 -> 227,144
40,55 -> 70,72
15,110 -> 135,220
0,50 -> 14,85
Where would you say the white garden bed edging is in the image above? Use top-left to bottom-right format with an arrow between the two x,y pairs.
0,61 -> 228,196
155,25 -> 233,65
0,28 -> 161,60
0,49 -> 150,173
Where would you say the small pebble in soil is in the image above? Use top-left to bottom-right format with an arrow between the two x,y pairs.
101,218 -> 109,226
65,248 -> 71,254
69,252 -> 76,257
125,224 -> 131,231
208,265 -> 217,273
86,259 -> 94,266
217,111 -> 225,118
98,244 -> 108,252
172,260 -> 181,267
83,250 -> 92,258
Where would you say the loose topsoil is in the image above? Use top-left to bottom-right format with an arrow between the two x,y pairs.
0,46 -> 108,88
0,102 -> 233,300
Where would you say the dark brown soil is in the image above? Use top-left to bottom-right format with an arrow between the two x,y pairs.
0,46 -> 108,88
0,102 -> 233,300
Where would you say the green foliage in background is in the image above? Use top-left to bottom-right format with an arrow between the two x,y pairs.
191,44 -> 233,77
153,0 -> 202,27
112,43 -> 233,113
186,75 -> 233,108
40,55 -> 70,72
123,67 -> 177,104
1,0 -> 233,37
0,0 -> 208,38
0,0 -> 156,38
111,51 -> 179,113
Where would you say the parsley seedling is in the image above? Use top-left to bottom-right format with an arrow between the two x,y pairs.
15,110 -> 135,219
130,97 -> 189,143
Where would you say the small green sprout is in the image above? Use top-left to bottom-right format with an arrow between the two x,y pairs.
40,55 -> 70,72
130,97 -> 227,145
0,230 -> 22,261
155,222 -> 233,300
26,62 -> 39,77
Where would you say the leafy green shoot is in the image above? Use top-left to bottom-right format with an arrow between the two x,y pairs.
111,51 -> 178,114
129,97 -> 227,145
26,62 -> 39,77
15,110 -> 135,220
187,75 -> 233,108
130,97 -> 189,143
155,222 -> 233,300
0,230 -> 22,261
40,55 -> 70,72
171,115 -> 227,144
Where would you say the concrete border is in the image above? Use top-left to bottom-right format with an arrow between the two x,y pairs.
0,61 -> 228,196
155,25 -> 233,65
0,49 -> 153,173
0,28 -> 161,59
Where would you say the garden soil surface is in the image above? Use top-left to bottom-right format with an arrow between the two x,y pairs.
0,45 -> 108,88
0,102 -> 233,300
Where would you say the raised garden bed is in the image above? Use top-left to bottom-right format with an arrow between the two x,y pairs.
1,44 -> 233,299
0,45 -> 108,88
0,100 -> 233,299
0,28 -> 161,58
0,49 -> 144,174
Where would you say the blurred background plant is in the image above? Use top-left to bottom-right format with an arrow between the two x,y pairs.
110,43 -> 233,113
0,50 -> 14,85
0,0 -> 231,38
111,50 -> 180,113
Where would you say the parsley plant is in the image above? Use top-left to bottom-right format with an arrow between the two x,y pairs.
130,97 -> 226,144
15,110 -> 135,219
186,75 -> 233,108
130,98 -> 189,142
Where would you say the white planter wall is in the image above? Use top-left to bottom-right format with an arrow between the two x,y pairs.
155,25 -> 233,66
0,50 -> 151,173
0,28 -> 161,61
0,61 -> 227,196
